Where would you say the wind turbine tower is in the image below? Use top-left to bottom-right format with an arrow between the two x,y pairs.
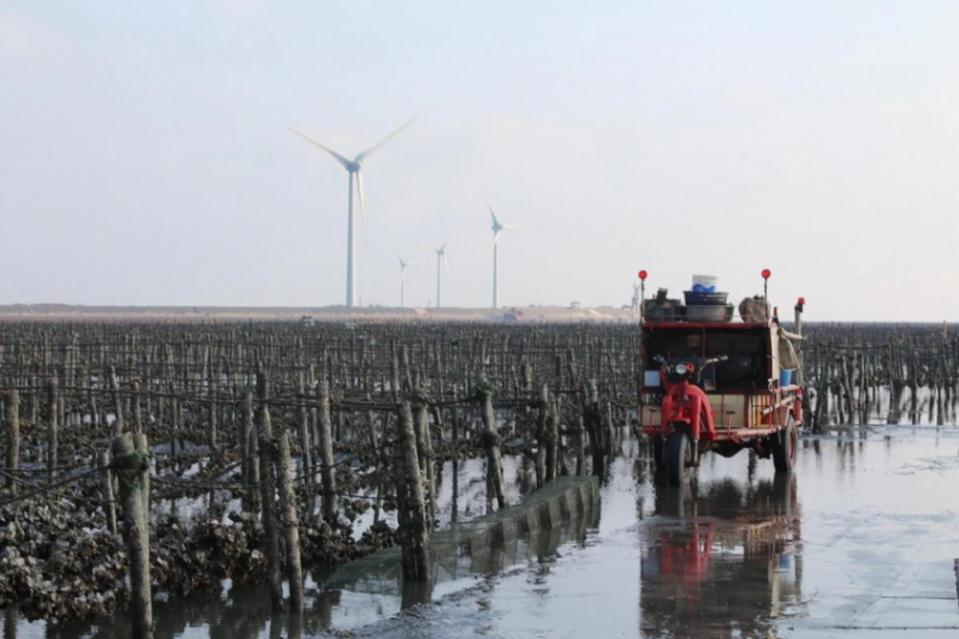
485,194 -> 526,309
290,120 -> 413,308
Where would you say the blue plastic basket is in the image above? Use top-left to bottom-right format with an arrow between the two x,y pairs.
779,369 -> 794,386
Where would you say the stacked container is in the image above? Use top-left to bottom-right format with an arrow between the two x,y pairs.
683,275 -> 734,321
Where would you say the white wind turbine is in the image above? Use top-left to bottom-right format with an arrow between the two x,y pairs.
290,120 -> 414,308
485,194 -> 528,309
398,256 -> 425,308
433,243 -> 451,308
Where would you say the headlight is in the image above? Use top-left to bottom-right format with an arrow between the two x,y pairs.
674,363 -> 688,375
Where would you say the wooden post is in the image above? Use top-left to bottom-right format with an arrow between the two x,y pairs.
414,400 -> 436,530
111,433 -> 152,638
394,401 -> 431,581
135,432 -> 150,514
99,450 -> 118,536
317,379 -> 337,524
46,377 -> 58,479
582,379 -> 606,476
475,377 -> 507,509
236,390 -> 249,509
256,370 -> 283,611
535,383 -> 550,488
208,369 -> 218,452
132,380 -> 143,435
276,431 -> 304,612
546,394 -> 560,482
109,365 -> 124,435
241,390 -> 259,512
297,372 -> 313,495
5,390 -> 18,497
168,387 -> 179,470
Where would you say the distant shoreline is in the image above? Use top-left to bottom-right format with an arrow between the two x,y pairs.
0,304 -> 946,325
0,303 -> 635,323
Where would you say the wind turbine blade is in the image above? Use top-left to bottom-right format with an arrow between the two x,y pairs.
289,127 -> 352,169
502,223 -> 533,231
443,252 -> 451,276
356,170 -> 369,249
489,231 -> 501,254
480,189 -> 499,223
355,118 -> 415,162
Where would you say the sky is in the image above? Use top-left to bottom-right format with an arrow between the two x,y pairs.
1,1 -> 958,320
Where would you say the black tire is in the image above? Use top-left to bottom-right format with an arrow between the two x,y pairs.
772,418 -> 798,473
665,431 -> 690,486
655,483 -> 690,517
651,436 -> 664,469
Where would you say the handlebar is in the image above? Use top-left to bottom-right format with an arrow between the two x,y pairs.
654,354 -> 729,386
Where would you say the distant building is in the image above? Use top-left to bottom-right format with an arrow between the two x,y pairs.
501,309 -> 524,322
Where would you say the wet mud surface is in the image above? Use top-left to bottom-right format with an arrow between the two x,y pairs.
6,425 -> 959,637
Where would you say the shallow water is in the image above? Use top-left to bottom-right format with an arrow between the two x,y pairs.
8,425 -> 959,637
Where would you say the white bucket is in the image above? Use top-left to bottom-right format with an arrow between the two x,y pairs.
692,274 -> 718,289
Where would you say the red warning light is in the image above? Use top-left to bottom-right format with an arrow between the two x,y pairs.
798,296 -> 806,305
761,268 -> 771,280
638,270 -> 648,281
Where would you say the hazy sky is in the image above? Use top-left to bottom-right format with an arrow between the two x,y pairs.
2,1 -> 958,320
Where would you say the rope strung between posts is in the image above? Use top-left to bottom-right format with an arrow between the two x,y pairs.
0,467 -> 99,508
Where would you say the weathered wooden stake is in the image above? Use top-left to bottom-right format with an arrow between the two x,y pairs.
475,377 -> 507,509
535,384 -> 549,487
241,390 -> 258,512
46,377 -> 58,479
111,433 -> 152,638
414,400 -> 436,530
276,431 -> 304,612
318,379 -> 337,524
394,401 -> 431,581
99,450 -> 118,536
109,366 -> 124,435
5,390 -> 18,496
255,370 -> 283,611
132,380 -> 143,435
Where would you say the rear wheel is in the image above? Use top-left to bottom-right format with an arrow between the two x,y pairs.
772,417 -> 798,473
665,431 -> 692,486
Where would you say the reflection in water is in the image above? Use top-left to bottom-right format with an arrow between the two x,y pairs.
641,475 -> 801,638
20,483 -> 598,639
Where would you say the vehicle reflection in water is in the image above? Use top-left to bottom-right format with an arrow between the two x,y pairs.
640,474 -> 801,638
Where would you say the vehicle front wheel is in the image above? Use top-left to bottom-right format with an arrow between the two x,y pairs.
665,431 -> 692,486
772,418 -> 798,473
651,436 -> 664,469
